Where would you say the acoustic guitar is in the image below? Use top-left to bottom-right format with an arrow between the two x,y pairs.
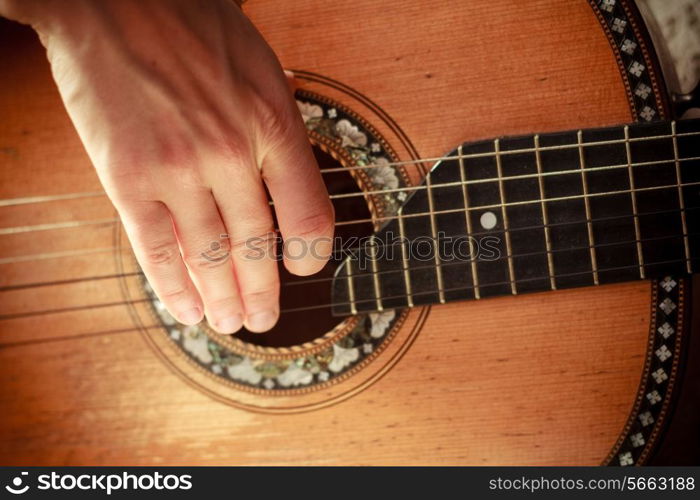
1,0 -> 699,465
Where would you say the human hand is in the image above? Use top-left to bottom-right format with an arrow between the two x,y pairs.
1,0 -> 334,334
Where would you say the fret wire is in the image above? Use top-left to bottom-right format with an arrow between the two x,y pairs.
396,207 -> 414,307
368,236 -> 384,311
345,259 -> 358,315
494,139 -> 517,295
577,130 -> 599,285
624,125 -> 645,279
671,121 -> 692,274
458,144 -> 481,299
534,135 -> 556,290
424,171 -> 446,304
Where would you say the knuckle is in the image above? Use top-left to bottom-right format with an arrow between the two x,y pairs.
254,96 -> 296,142
217,131 -> 252,163
183,251 -> 231,271
159,286 -> 191,303
164,163 -> 205,190
143,242 -> 180,266
229,229 -> 277,260
154,131 -> 197,166
242,287 -> 279,304
101,152 -> 204,205
108,172 -> 157,205
292,209 -> 335,240
206,295 -> 242,314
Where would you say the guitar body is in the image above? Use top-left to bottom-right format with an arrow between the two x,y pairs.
0,0 -> 696,465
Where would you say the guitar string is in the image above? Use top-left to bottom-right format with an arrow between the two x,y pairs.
307,129 -> 700,175
1,254 -> 694,321
20,231 -> 700,298
254,231 -> 700,288
0,246 -> 127,265
0,200 -> 697,269
309,156 -> 700,203
0,271 -> 142,292
2,223 -> 698,294
2,153 -> 698,237
1,111 -> 694,335
0,128 -> 698,211
329,180 -> 700,229
282,255 -> 697,313
1,163 -> 699,238
0,203 -> 700,292
1,204 -> 695,292
0,193 -> 697,273
0,324 -> 161,350
0,191 -> 104,208
1,134 -> 697,303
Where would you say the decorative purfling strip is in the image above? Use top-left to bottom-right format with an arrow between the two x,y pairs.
604,276 -> 684,466
590,0 -> 665,122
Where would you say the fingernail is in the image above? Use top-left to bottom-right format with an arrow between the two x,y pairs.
214,314 -> 243,334
245,311 -> 278,333
179,307 -> 202,325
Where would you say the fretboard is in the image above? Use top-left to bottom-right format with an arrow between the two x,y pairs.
331,118 -> 700,316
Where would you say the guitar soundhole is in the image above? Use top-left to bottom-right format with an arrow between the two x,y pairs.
234,145 -> 374,347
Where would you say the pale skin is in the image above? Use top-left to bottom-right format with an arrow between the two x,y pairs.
0,0 -> 335,334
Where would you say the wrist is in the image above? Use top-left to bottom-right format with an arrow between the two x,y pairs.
1,0 -> 58,26
0,0 -> 90,41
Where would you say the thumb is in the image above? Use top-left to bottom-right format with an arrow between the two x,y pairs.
258,94 -> 335,276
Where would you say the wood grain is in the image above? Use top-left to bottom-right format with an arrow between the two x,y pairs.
0,0 -> 658,465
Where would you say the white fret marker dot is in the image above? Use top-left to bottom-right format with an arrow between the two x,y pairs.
480,211 -> 497,230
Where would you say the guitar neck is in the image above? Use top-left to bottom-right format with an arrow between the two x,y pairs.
332,118 -> 700,316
